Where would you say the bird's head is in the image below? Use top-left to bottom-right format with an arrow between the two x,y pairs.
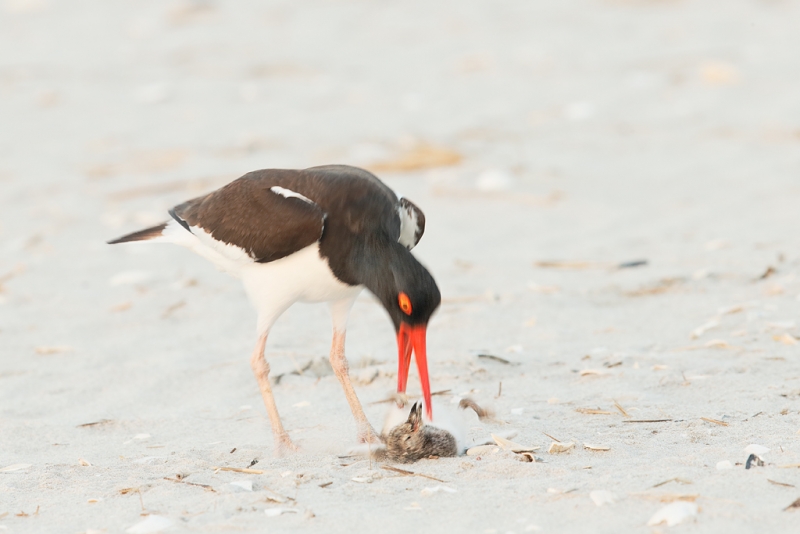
363,242 -> 441,420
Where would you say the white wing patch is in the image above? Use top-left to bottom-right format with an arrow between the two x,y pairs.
190,225 -> 254,263
157,220 -> 247,276
270,186 -> 314,204
397,199 -> 421,250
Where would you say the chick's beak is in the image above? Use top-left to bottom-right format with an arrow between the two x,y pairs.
396,322 -> 432,420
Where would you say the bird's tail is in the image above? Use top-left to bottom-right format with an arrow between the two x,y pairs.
107,222 -> 168,244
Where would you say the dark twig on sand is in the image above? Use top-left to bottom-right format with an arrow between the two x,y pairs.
622,419 -> 673,423
381,465 -> 445,483
164,476 -> 216,492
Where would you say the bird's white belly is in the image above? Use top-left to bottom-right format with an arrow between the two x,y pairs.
240,244 -> 363,332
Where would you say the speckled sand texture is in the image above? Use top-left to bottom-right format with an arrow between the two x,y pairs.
2,1 -> 800,532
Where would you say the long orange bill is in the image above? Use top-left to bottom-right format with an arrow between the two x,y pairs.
396,323 -> 432,420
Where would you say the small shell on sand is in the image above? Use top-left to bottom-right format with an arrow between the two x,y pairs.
126,515 -> 173,534
0,463 -> 31,472
583,443 -> 610,451
228,480 -> 253,492
548,442 -> 575,454
647,502 -> 698,526
265,508 -> 299,517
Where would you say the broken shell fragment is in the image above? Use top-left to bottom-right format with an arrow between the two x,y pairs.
745,454 -> 765,469
691,319 -> 719,339
228,480 -> 253,492
583,443 -> 610,451
517,452 -> 543,463
420,485 -> 457,496
744,444 -> 769,455
548,441 -> 575,454
590,490 -> 618,506
466,445 -> 497,456
126,515 -> 173,533
491,433 -> 538,453
704,339 -> 733,349
0,463 -> 32,472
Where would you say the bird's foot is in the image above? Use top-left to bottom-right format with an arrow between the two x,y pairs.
274,433 -> 300,457
357,427 -> 383,446
392,393 -> 409,409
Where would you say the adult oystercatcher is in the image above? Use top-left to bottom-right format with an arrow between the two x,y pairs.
108,165 -> 441,454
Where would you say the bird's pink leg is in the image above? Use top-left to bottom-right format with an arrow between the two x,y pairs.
329,330 -> 381,444
250,332 -> 298,456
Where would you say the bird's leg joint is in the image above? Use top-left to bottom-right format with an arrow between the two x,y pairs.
250,333 -> 270,380
328,330 -> 349,376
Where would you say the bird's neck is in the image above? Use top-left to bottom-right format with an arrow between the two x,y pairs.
356,239 -> 411,299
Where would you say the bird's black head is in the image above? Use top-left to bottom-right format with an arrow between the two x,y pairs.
382,252 -> 441,332
358,240 -> 441,421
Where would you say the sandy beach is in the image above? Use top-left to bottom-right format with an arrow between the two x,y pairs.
2,0 -> 800,532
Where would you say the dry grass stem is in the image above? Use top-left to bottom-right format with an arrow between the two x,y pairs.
784,498 -> 800,511
652,478 -> 692,488
477,354 -> 518,365
381,465 -> 445,483
163,476 -> 216,492
212,466 -> 264,474
76,419 -> 113,428
700,417 -> 729,426
542,432 -> 561,442
623,419 -> 673,423
576,408 -> 612,415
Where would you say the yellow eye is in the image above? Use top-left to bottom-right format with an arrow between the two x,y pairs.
398,292 -> 412,315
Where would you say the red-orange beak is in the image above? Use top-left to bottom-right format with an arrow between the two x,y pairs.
396,323 -> 432,420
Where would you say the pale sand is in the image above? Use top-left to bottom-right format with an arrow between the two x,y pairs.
2,1 -> 800,532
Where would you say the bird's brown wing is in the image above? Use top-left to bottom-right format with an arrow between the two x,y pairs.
170,176 -> 325,263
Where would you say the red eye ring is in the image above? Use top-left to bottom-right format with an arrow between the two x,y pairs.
398,292 -> 412,315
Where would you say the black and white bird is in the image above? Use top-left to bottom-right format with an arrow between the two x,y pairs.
108,165 -> 441,455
